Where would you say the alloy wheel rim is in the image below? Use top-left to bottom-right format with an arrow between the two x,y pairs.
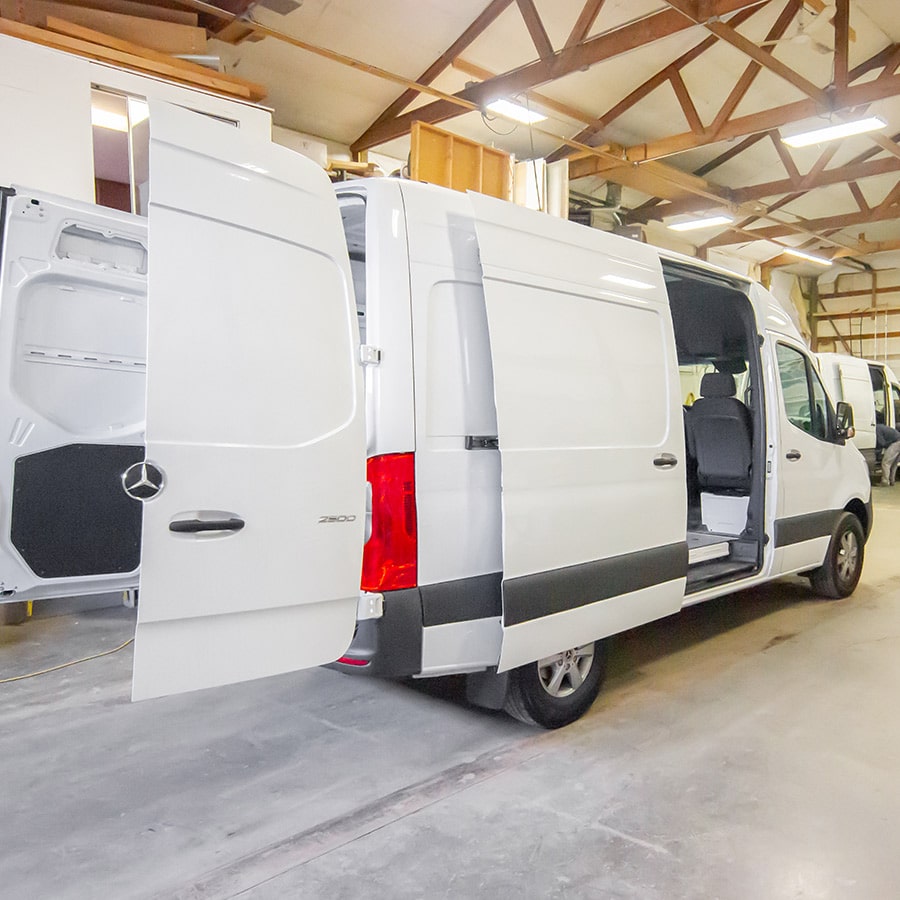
837,530 -> 859,584
537,643 -> 595,698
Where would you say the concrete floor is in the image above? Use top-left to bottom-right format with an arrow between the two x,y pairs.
2,492 -> 900,899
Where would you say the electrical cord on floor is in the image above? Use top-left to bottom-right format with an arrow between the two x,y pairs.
0,637 -> 134,684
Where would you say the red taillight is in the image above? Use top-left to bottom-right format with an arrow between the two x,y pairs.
337,656 -> 370,667
361,452 -> 417,592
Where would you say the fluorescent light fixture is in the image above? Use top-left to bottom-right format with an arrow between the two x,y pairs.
485,99 -> 546,124
668,214 -> 733,232
784,247 -> 832,266
782,116 -> 886,148
601,274 -> 654,290
91,107 -> 128,132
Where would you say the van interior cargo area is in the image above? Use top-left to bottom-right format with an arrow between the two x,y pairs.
663,262 -> 765,593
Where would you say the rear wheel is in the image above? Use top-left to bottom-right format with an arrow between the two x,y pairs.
504,640 -> 607,728
809,512 -> 864,599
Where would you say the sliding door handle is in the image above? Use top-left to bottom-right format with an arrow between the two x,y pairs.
785,449 -> 802,461
653,453 -> 678,468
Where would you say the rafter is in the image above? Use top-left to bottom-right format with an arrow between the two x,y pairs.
668,69 -> 704,134
516,0 -> 554,60
848,43 -> 900,82
705,202 -> 900,247
833,0 -> 850,89
694,133 -> 769,176
627,150 -> 900,223
708,0 -> 801,134
452,58 -> 594,124
662,0 -> 828,104
768,129 -> 801,184
351,0 -> 769,153
547,4 -> 762,162
565,0 -> 607,48
352,0 -> 514,152
611,75 -> 900,165
848,182 -> 870,213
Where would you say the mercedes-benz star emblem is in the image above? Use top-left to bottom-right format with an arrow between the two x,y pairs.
122,461 -> 165,501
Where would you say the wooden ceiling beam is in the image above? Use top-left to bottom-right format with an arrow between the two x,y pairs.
565,0 -> 607,48
515,0 -> 554,60
452,58 -> 594,124
848,182 -> 870,213
768,129 -> 801,184
618,74 -> 900,164
351,0 -> 769,153
547,3 -> 761,162
705,202 -> 900,247
709,0 -> 801,134
628,154 -> 900,222
833,0 -> 850,89
694,133 -> 768,176
848,44 -> 900,82
668,69 -> 704,134
351,0 -> 514,153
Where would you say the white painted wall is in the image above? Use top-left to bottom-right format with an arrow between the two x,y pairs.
0,35 -> 272,203
0,35 -> 95,201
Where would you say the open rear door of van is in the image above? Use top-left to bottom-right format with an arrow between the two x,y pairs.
132,103 -> 365,700
468,193 -> 687,672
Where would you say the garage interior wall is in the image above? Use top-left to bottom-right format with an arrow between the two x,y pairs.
0,34 -> 272,204
813,268 -> 900,365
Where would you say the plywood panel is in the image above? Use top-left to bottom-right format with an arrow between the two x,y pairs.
410,121 -> 511,201
1,0 -> 206,53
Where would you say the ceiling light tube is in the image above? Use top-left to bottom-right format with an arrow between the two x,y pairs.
784,247 -> 832,266
484,99 -> 546,124
781,116 -> 887,148
667,214 -> 733,232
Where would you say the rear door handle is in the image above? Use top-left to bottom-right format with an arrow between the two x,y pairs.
785,449 -> 802,461
169,516 -> 245,534
653,453 -> 678,468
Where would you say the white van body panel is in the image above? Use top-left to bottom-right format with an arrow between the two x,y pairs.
132,103 -> 365,700
0,190 -> 146,601
817,353 -> 878,452
469,193 -> 687,671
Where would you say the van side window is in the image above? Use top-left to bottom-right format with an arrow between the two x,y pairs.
337,193 -> 366,344
893,384 -> 900,427
776,343 -> 832,441
869,366 -> 887,425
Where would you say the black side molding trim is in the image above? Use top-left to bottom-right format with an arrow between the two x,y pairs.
503,541 -> 688,627
773,509 -> 841,548
421,572 -> 502,626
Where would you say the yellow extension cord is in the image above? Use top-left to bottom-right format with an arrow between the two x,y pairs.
0,637 -> 134,684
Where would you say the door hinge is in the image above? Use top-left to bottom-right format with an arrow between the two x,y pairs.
359,345 -> 382,366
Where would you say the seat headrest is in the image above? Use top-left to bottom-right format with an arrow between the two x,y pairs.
700,372 -> 736,398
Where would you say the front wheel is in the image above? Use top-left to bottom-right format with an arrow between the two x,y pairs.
504,640 -> 607,729
809,512 -> 865,599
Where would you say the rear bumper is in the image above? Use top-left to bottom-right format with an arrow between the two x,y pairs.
330,587 -> 423,677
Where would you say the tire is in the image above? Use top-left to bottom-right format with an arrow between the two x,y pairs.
809,512 -> 865,599
503,640 -> 607,729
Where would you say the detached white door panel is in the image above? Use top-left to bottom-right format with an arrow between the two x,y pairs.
0,190 -> 147,602
468,193 -> 686,671
134,103 -> 364,700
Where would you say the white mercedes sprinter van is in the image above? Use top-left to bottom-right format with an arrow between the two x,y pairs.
0,105 -> 872,727
817,352 -> 900,476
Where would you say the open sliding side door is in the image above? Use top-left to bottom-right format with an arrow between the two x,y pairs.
133,103 -> 364,700
468,193 -> 687,672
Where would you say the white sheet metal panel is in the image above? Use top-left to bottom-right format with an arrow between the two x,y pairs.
0,191 -> 146,601
133,103 -> 364,700
468,193 -> 686,671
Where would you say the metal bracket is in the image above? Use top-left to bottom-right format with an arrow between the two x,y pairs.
359,345 -> 382,366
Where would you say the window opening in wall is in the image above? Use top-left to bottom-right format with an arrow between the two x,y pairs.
91,89 -> 150,216
337,193 -> 367,344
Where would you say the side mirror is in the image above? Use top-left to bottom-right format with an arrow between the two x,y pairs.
835,401 -> 855,440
